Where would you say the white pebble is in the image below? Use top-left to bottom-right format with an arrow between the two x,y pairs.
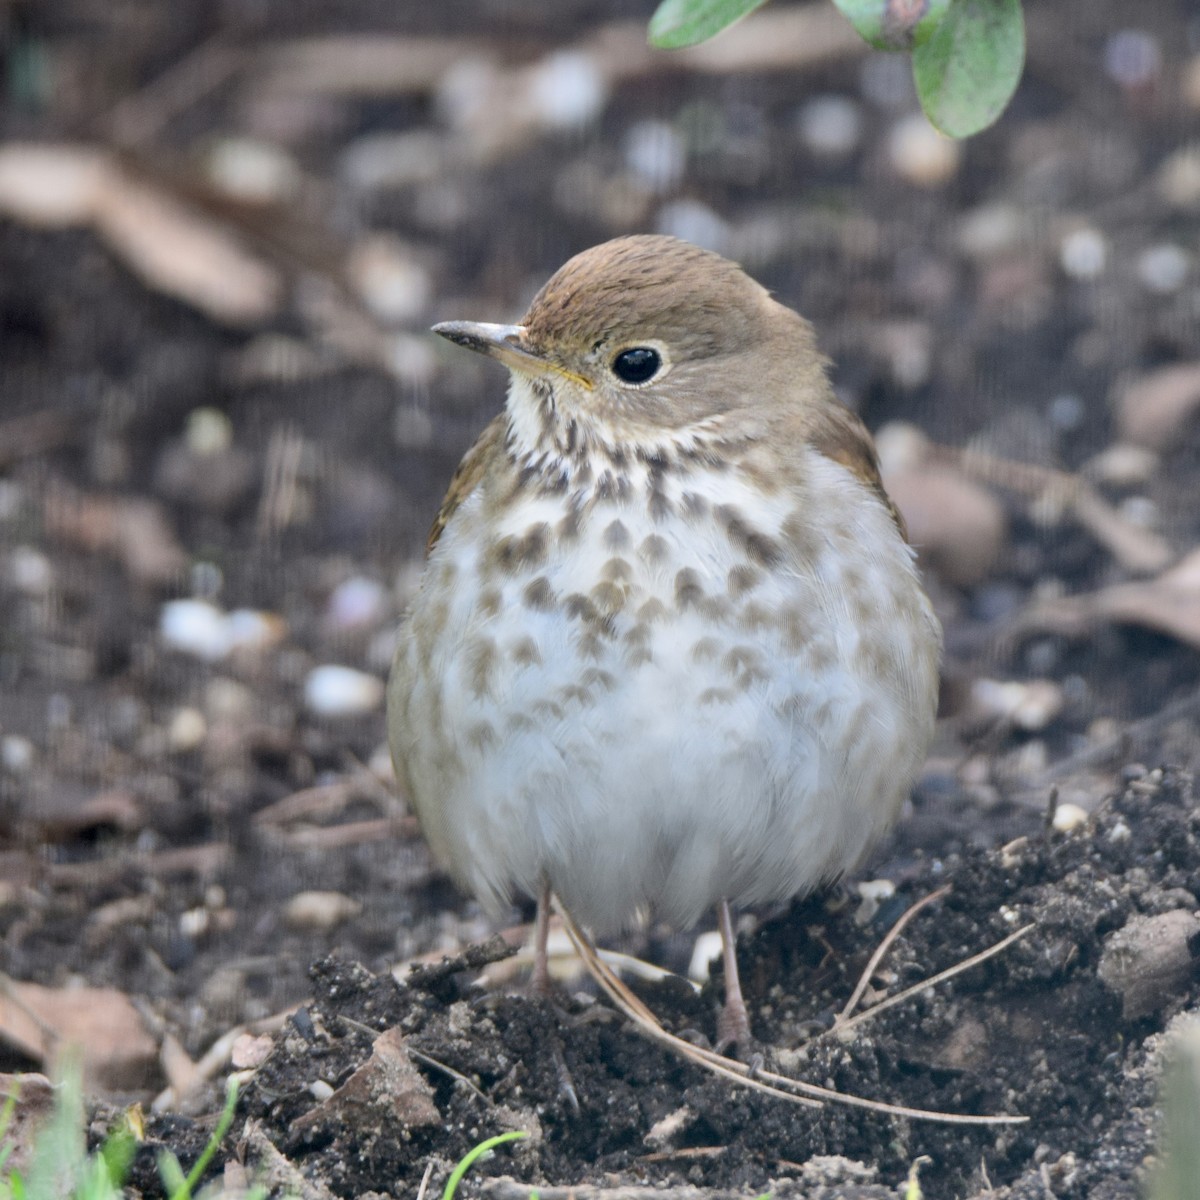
654,200 -> 731,254
1047,393 -> 1086,433
956,203 -> 1024,260
1157,145 -> 1200,211
1117,494 -> 1159,529
797,95 -> 863,159
206,137 -> 301,204
160,599 -> 232,662
1107,818 -> 1132,843
309,1080 -> 335,1102
167,707 -> 207,753
524,51 -> 608,131
284,890 -> 363,932
348,236 -> 431,325
224,609 -> 287,653
9,545 -> 53,595
1,735 -> 35,773
1104,30 -> 1162,90
1136,243 -> 1190,293
1083,442 -> 1158,487
304,665 -> 385,716
1060,227 -> 1108,279
887,114 -> 960,187
340,131 -> 444,192
623,120 -> 686,194
328,576 -> 387,631
185,406 -> 233,455
179,908 -> 211,939
1051,803 -> 1089,833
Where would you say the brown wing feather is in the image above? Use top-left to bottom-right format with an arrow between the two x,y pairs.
426,413 -> 508,555
808,406 -> 909,542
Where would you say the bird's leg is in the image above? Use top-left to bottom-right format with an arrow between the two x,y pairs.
531,882 -> 553,994
714,897 -> 752,1053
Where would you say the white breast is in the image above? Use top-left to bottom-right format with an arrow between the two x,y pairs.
391,448 -> 940,934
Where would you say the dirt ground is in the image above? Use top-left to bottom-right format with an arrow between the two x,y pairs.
2,1 -> 1200,1197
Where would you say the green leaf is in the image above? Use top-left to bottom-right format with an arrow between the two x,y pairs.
648,0 -> 772,49
442,1132 -> 528,1200
831,0 -> 950,51
912,0 -> 1025,137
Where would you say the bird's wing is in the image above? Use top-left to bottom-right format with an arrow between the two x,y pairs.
425,413 -> 508,555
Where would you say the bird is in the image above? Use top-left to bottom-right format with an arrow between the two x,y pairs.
387,234 -> 941,1049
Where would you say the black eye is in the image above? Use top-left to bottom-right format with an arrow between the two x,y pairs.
612,347 -> 661,384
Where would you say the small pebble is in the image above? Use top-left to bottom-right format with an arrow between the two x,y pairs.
623,120 -> 687,195
1047,393 -> 1086,433
1,734 -> 35,773
185,407 -> 234,455
168,708 -> 207,755
1156,146 -> 1200,211
339,132 -> 445,191
304,665 -> 385,716
796,95 -> 863,159
1136,243 -> 1190,293
284,890 -> 363,932
956,203 -> 1024,260
9,545 -> 53,595
348,236 -> 431,324
1051,803 -> 1089,833
1084,442 -> 1159,487
309,1080 -> 336,1102
1118,495 -> 1159,529
887,114 -> 960,187
654,200 -> 731,254
225,609 -> 287,653
160,599 -> 232,662
1059,227 -> 1108,279
523,51 -> 608,131
1103,30 -> 1162,90
206,136 -> 301,204
327,576 -> 388,632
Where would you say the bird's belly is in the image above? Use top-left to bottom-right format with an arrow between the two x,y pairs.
392,483 -> 938,933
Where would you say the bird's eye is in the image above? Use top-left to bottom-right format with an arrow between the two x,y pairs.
611,347 -> 661,385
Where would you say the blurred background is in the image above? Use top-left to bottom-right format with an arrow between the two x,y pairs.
1,0 -> 1199,1111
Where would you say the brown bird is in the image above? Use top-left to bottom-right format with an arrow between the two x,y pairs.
388,234 -> 941,1048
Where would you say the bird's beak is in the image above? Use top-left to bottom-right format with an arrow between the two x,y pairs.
432,321 -> 592,390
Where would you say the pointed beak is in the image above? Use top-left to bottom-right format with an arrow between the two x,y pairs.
432,321 -> 592,390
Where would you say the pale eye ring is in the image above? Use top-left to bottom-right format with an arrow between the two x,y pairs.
611,346 -> 662,385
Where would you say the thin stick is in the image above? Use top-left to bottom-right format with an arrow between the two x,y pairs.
838,885 -> 951,1021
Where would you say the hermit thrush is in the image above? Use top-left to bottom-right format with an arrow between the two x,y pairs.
388,235 -> 941,1048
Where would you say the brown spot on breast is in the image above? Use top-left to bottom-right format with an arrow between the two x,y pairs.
581,667 -> 618,691
681,491 -> 709,518
781,511 -> 820,564
557,507 -> 583,542
691,637 -> 720,664
466,722 -> 498,752
467,637 -> 498,699
590,580 -> 627,617
649,487 -> 673,522
675,568 -> 704,610
488,522 -> 550,572
715,505 -> 782,567
698,686 -> 736,706
523,576 -> 556,610
604,519 -> 630,549
637,597 -> 668,623
602,557 -> 632,582
727,564 -> 761,599
723,646 -> 763,680
477,587 -> 503,617
777,605 -> 815,652
638,534 -> 668,564
738,601 -> 772,632
511,636 -> 542,666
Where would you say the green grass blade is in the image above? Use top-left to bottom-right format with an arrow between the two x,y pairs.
441,1132 -> 528,1200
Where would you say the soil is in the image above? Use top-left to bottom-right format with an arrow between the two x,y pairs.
2,1 -> 1200,1197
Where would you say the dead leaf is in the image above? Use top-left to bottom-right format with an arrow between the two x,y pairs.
0,981 -> 159,1093
1116,361 -> 1200,450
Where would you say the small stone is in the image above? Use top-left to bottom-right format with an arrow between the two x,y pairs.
887,114 -> 960,187
304,665 -> 385,716
284,890 -> 363,932
328,576 -> 388,632
1051,803 -> 1089,833
1060,227 -> 1108,279
523,51 -> 608,131
206,137 -> 300,204
1099,910 -> 1200,1019
1137,243 -> 1190,293
654,200 -> 731,254
1,735 -> 34,773
348,236 -> 431,324
796,95 -> 863,159
957,203 -> 1024,260
1083,442 -> 1159,488
1156,146 -> 1200,211
623,120 -> 686,194
8,545 -> 53,595
167,707 -> 207,753
184,406 -> 234,456
160,599 -> 231,662
1103,30 -> 1162,90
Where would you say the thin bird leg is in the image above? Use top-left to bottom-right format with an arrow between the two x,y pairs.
531,883 -> 553,994
715,898 -> 752,1053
